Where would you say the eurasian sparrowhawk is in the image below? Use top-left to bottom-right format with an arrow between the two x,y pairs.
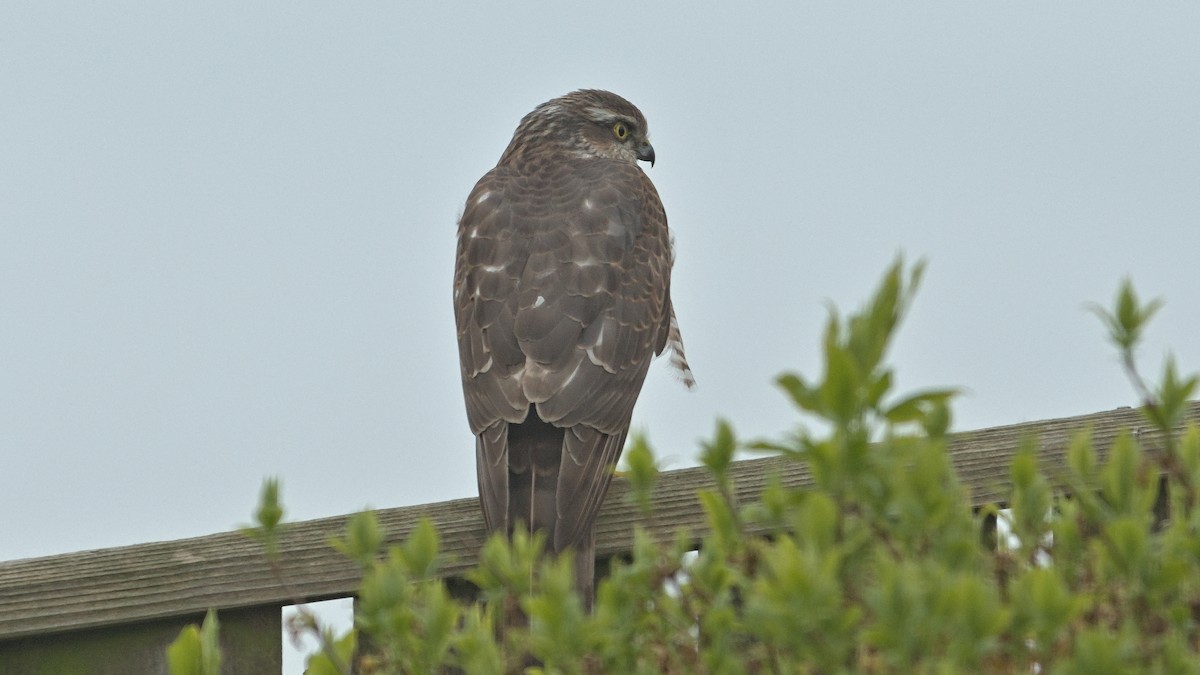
454,89 -> 692,606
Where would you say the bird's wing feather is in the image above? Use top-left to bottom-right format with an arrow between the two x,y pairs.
474,421 -> 508,533
554,425 -> 627,550
454,170 -> 528,434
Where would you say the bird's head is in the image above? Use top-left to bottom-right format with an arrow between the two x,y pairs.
503,89 -> 655,168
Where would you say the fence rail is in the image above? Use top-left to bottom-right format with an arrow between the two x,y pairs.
2,403 -> 1194,673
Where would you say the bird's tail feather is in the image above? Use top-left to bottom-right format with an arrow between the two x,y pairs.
667,307 -> 696,389
573,530 -> 596,612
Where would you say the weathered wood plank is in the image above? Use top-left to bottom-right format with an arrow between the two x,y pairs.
0,402 -> 1194,644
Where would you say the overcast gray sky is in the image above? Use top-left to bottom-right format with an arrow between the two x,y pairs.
4,0 -> 1198,581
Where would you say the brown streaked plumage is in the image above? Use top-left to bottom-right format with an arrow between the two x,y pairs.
453,90 -> 693,607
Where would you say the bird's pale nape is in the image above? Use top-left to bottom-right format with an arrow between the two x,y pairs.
453,89 -> 691,611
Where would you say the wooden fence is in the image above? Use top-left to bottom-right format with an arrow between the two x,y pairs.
1,403 -> 1195,674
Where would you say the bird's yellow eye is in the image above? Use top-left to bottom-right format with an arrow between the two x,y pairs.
612,122 -> 630,140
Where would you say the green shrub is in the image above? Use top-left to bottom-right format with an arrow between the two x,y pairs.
171,262 -> 1200,674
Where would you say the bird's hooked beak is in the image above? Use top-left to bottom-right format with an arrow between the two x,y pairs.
636,140 -> 655,167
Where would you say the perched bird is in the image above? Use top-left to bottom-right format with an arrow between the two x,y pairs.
453,89 -> 692,607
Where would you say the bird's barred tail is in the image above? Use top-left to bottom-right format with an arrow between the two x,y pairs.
667,307 -> 695,389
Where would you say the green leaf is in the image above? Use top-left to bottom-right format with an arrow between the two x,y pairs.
166,625 -> 202,675
698,489 -> 739,555
1154,354 -> 1200,433
621,432 -> 659,516
796,492 -> 838,552
167,610 -> 221,675
1010,568 -> 1080,653
1102,516 -> 1148,578
1065,627 -> 1129,675
1089,278 -> 1163,352
1100,431 -> 1142,516
198,609 -> 221,675
305,631 -> 356,675
849,262 -> 901,374
239,478 -> 285,559
776,372 -> 820,413
746,439 -> 800,456
1066,428 -> 1096,481
821,341 -> 860,424
450,607 -> 504,674
526,554 -> 588,669
401,518 -> 442,579
1179,424 -> 1200,485
1116,280 -> 1164,346
467,528 -> 543,601
700,419 -> 737,480
864,370 -> 893,409
255,479 -> 283,529
921,399 -> 952,439
883,388 -> 959,425
330,510 -> 384,569
1009,439 -> 1052,555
